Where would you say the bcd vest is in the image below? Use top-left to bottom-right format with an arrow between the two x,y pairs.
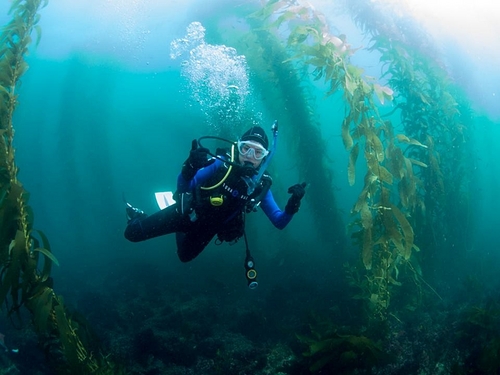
195,157 -> 272,217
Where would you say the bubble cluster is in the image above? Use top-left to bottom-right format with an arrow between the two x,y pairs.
169,21 -> 206,60
170,22 -> 251,133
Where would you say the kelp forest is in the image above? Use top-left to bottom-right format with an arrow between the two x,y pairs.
0,0 -> 123,374
0,0 -> 498,374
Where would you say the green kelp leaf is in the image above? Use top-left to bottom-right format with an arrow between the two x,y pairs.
0,183 -> 9,206
305,57 -> 326,67
0,231 -> 24,304
249,0 -> 287,20
325,76 -> 341,96
15,60 -> 29,77
288,25 -> 310,46
369,132 -> 384,162
361,80 -> 372,95
0,60 -> 14,86
387,146 -> 405,179
34,25 -> 42,47
348,143 -> 359,186
352,188 -> 368,214
366,150 -> 393,185
0,67 -> 13,88
33,229 -> 51,252
34,247 -> 60,267
54,302 -> 80,366
360,202 -> 372,229
388,274 -> 402,286
389,204 -> 414,260
404,157 -> 416,195
408,158 -> 428,168
398,178 -> 410,209
0,85 -> 9,95
365,147 -> 378,172
345,65 -> 363,96
396,134 -> 428,148
341,118 -> 353,150
389,231 -> 404,256
374,84 -> 385,104
33,287 -> 54,333
440,92 -> 460,116
33,231 -> 57,272
33,13 -> 41,26
21,254 -> 38,305
8,0 -> 23,15
378,165 -> 393,185
380,198 -> 404,255
373,83 -> 394,105
344,69 -> 360,97
395,134 -> 410,143
34,247 -> 56,283
347,64 -> 364,78
324,64 -> 334,82
362,227 -> 373,270
352,173 -> 377,213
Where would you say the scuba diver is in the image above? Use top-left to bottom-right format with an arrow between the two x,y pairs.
123,124 -> 306,287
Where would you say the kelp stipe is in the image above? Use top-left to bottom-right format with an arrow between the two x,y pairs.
0,1 -> 125,373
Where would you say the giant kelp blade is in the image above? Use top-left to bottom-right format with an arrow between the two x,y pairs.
396,134 -> 428,148
34,247 -> 59,283
34,25 -> 42,47
362,227 -> 373,270
342,118 -> 353,150
348,143 -> 359,186
0,230 -> 24,304
33,287 -> 54,333
8,0 -> 23,15
360,201 -> 372,229
390,204 -> 414,259
34,246 -> 59,265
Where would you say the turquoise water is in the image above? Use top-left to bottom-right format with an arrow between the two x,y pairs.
2,1 -> 500,374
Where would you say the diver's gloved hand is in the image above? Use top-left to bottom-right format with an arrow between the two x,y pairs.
181,139 -> 213,180
285,182 -> 307,215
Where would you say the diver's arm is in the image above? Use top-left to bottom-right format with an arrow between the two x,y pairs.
260,189 -> 293,230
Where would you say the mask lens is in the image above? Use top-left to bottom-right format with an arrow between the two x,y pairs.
238,141 -> 269,160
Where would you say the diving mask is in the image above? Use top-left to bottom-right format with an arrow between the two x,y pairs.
237,140 -> 269,161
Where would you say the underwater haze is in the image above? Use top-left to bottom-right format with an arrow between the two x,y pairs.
1,0 -> 499,374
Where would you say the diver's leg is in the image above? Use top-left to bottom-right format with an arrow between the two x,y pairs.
176,222 -> 219,262
124,205 -> 188,242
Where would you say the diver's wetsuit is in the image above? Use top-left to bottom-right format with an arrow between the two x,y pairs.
124,157 -> 293,262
